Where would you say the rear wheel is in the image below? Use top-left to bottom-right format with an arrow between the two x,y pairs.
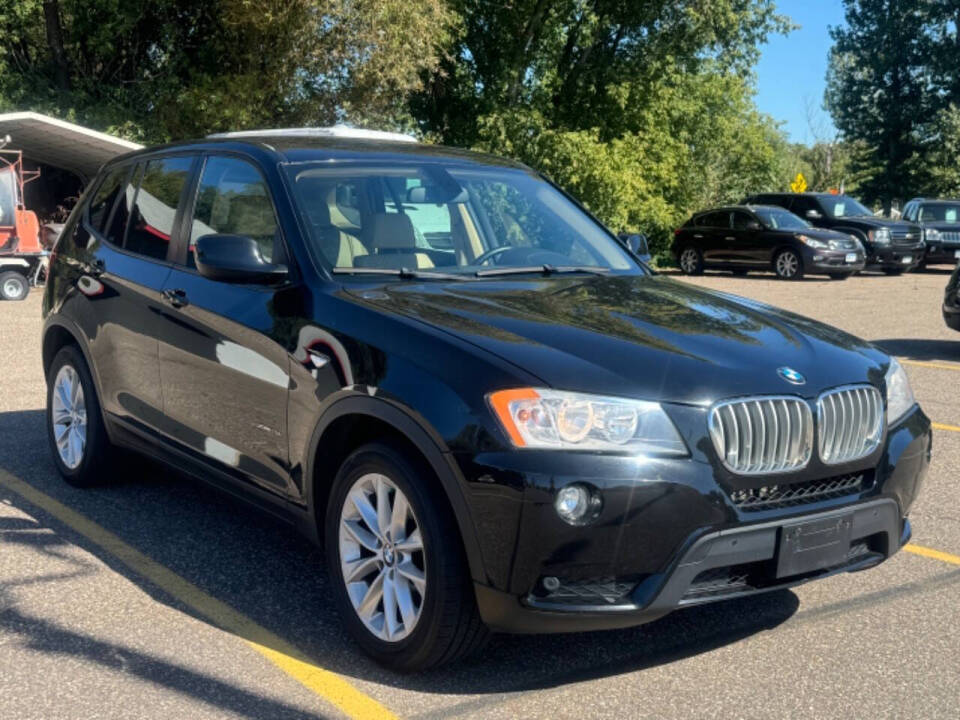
326,443 -> 488,671
0,271 -> 28,301
678,246 -> 704,275
46,345 -> 117,487
774,249 -> 803,280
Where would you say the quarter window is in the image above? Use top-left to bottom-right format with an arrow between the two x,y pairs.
87,167 -> 127,232
126,157 -> 193,261
187,157 -> 278,269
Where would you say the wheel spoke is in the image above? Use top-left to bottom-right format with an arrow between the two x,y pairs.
393,574 -> 417,629
376,476 -> 392,539
397,559 -> 426,594
349,488 -> 381,539
390,491 -> 409,542
382,574 -> 399,640
54,422 -> 70,445
395,528 -> 422,553
356,569 -> 385,620
343,554 -> 380,584
343,519 -> 380,553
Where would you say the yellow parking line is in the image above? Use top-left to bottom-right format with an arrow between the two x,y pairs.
904,544 -> 960,567
900,359 -> 960,372
932,422 -> 960,433
0,469 -> 397,720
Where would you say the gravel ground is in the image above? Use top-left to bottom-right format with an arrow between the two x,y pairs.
1,268 -> 958,719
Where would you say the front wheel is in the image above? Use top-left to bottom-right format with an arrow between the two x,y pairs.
678,246 -> 704,275
325,443 -> 488,671
774,249 -> 803,280
0,271 -> 29,301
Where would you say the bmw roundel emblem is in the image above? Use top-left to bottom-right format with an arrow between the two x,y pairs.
777,367 -> 806,385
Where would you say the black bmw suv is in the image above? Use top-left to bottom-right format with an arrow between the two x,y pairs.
744,192 -> 925,274
673,204 -> 865,280
43,130 -> 931,671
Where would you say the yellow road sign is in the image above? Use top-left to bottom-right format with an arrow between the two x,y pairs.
790,172 -> 807,193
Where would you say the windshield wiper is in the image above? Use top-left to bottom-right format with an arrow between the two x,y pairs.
332,267 -> 469,281
474,264 -> 611,278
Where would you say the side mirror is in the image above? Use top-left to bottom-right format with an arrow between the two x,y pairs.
618,233 -> 651,260
194,234 -> 287,284
805,209 -> 822,220
746,220 -> 762,231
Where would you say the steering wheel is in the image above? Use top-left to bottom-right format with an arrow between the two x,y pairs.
473,246 -> 514,266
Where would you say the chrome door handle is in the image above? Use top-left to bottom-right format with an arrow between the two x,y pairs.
725,236 -> 736,241
161,288 -> 189,308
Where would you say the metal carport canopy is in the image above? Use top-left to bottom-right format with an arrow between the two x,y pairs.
0,111 -> 142,182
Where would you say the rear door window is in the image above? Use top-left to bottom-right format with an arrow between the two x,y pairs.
125,156 -> 193,261
698,211 -> 730,228
87,167 -> 128,232
187,156 -> 279,269
731,211 -> 755,230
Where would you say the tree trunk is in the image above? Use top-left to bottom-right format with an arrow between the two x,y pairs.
43,0 -> 71,92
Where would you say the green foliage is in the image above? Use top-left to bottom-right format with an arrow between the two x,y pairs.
924,104 -> 960,197
0,0 -> 457,142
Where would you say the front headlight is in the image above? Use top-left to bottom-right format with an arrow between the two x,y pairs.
797,234 -> 828,249
925,227 -> 940,243
487,388 -> 687,454
885,358 -> 916,425
869,227 -> 891,244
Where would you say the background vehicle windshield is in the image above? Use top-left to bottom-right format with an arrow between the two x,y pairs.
821,195 -> 874,218
284,162 -> 637,274
920,203 -> 960,223
755,207 -> 810,230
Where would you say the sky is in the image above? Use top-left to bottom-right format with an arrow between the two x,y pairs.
754,1 -> 848,144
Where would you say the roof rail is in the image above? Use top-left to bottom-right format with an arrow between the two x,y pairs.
206,125 -> 418,143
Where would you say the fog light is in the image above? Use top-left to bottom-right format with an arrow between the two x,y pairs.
554,484 -> 599,524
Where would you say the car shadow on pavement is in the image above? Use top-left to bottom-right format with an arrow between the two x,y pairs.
872,338 -> 960,362
0,407 -> 801,702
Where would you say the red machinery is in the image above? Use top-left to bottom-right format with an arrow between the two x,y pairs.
1,145 -> 47,300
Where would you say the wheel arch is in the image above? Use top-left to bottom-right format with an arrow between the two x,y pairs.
303,393 -> 487,584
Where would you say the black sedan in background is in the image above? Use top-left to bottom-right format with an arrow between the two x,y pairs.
673,204 -> 865,280
743,192 -> 924,274
902,198 -> 960,267
945,263 -> 960,331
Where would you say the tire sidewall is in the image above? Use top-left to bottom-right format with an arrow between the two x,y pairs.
775,249 -> 802,280
0,271 -> 28,301
46,345 -> 107,484
679,246 -> 703,275
324,443 -> 453,668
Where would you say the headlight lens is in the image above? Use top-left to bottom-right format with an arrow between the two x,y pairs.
797,234 -> 828,249
487,388 -> 687,454
925,227 -> 940,243
885,358 -> 916,425
870,227 -> 891,244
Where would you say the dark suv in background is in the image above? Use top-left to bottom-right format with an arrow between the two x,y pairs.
902,198 -> 960,267
744,192 -> 924,274
43,130 -> 930,670
673,204 -> 865,280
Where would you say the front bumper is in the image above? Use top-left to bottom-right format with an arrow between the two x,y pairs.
866,243 -> 925,269
924,244 -> 960,265
944,301 -> 960,331
802,247 -> 865,274
466,405 -> 931,634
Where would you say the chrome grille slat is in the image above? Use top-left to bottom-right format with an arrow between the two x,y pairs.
817,385 -> 883,465
939,230 -> 960,243
710,397 -> 813,475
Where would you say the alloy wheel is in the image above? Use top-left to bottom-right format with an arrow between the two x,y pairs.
51,365 -> 87,470
680,248 -> 699,274
338,472 -> 426,642
776,251 -> 799,278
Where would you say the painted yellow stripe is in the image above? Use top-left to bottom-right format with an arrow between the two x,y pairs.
0,469 -> 397,720
932,422 -> 960,433
904,544 -> 960,567
900,359 -> 960,372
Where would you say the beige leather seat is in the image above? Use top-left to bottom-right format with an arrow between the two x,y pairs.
311,199 -> 367,267
355,214 -> 436,269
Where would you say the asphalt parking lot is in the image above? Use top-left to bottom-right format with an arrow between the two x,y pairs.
1,268 -> 959,719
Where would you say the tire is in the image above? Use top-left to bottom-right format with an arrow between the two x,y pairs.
46,345 -> 117,487
0,271 -> 29,301
883,268 -> 905,276
678,246 -> 704,275
828,273 -> 851,281
773,249 -> 803,280
325,442 -> 488,671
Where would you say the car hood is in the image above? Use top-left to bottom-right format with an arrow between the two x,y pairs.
345,274 -> 889,405
839,216 -> 919,232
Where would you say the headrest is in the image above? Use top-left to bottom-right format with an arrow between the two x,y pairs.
367,213 -> 417,249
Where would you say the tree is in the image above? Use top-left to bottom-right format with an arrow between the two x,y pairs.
0,0 -> 457,142
924,104 -> 960,197
825,0 -> 939,213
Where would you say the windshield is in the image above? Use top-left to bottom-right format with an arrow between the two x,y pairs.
0,168 -> 16,227
920,204 -> 960,223
754,207 -> 810,230
821,195 -> 874,218
283,162 -> 638,277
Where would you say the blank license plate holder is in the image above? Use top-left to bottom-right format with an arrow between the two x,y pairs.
776,513 -> 853,578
